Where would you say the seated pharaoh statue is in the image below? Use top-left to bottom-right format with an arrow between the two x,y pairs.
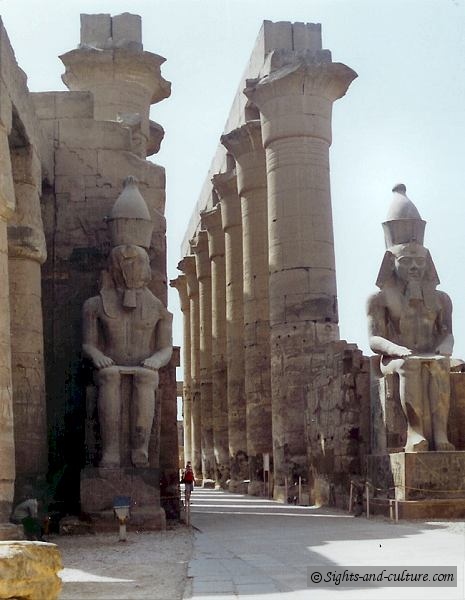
82,176 -> 172,468
367,184 -> 454,452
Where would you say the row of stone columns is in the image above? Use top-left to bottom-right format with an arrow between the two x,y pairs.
173,50 -> 356,499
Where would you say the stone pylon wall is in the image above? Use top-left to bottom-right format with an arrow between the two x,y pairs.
175,21 -> 369,504
33,13 -> 178,514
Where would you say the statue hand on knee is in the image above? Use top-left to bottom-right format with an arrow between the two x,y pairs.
141,356 -> 161,371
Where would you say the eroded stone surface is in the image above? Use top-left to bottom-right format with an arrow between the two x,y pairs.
0,541 -> 62,600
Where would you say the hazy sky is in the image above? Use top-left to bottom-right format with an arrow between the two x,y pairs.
2,0 -> 465,359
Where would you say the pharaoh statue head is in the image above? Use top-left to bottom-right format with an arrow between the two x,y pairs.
375,184 -> 439,292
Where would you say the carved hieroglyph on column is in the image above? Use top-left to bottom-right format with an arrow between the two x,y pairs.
82,176 -> 173,469
212,170 -> 248,493
201,205 -> 229,487
191,231 -> 215,481
178,255 -> 202,482
0,120 -> 20,538
245,49 -> 357,500
221,121 -> 272,496
170,275 -> 192,464
367,184 -> 454,453
8,146 -> 47,498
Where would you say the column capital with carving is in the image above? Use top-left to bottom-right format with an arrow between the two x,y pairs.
177,255 -> 198,299
170,275 -> 189,313
0,124 -> 15,221
61,48 -> 171,106
221,121 -> 266,196
212,170 -> 241,232
244,53 -> 357,147
8,146 -> 47,264
201,206 -> 224,260
190,230 -> 211,282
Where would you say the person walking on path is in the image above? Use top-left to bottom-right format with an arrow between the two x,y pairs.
181,462 -> 195,504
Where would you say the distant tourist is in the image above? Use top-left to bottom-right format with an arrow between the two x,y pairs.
181,462 -> 195,503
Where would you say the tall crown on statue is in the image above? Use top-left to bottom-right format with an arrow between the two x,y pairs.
382,183 -> 426,249
376,184 -> 439,289
107,176 -> 153,249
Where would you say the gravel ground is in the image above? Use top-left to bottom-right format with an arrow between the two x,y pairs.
53,525 -> 193,600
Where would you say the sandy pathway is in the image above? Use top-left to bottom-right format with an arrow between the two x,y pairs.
54,525 -> 193,599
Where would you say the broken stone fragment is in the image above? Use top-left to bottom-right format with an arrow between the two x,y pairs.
0,541 -> 62,600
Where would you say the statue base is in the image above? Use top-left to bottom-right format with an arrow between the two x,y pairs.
80,467 -> 166,531
0,523 -> 24,540
366,451 -> 465,519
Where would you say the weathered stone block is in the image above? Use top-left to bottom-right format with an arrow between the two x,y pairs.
292,22 -> 322,52
32,91 -> 94,120
112,13 -> 142,46
80,467 -> 166,530
80,13 -> 111,47
0,541 -> 62,600
55,146 -> 98,176
58,119 -> 131,150
367,451 -> 465,501
81,467 -> 160,510
449,372 -> 465,450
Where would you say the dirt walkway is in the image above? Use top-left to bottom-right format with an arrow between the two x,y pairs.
54,524 -> 193,599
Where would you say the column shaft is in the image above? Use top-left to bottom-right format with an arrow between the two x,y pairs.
0,123 -> 18,535
246,55 -> 357,500
178,256 -> 202,481
170,276 -> 191,465
202,206 -> 229,487
213,171 -> 248,493
8,147 -> 47,497
0,216 -> 15,524
192,231 -> 215,482
221,121 -> 272,497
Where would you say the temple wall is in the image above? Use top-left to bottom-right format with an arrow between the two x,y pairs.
306,343 -> 370,508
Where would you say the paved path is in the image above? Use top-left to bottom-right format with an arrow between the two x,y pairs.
184,488 -> 464,599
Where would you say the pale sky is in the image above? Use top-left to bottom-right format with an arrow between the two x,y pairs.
2,0 -> 465,360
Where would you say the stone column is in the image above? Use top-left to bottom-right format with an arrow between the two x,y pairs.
169,275 -> 192,465
201,206 -> 229,487
178,256 -> 202,482
60,13 -> 170,158
8,147 -> 47,499
212,170 -> 247,493
0,122 -> 20,538
191,231 -> 215,483
221,121 -> 272,496
245,51 -> 357,500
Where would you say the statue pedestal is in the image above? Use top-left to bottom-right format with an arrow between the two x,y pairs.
367,452 -> 465,519
80,467 -> 166,531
